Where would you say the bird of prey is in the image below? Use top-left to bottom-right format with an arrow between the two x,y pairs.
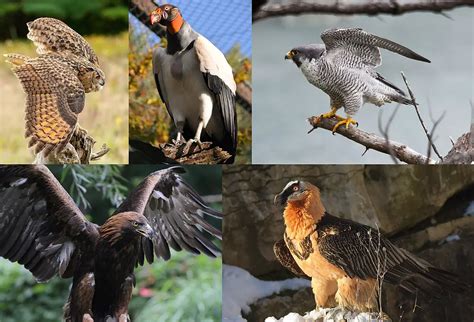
4,18 -> 105,159
150,4 -> 238,161
0,165 -> 221,322
273,180 -> 466,313
285,28 -> 430,132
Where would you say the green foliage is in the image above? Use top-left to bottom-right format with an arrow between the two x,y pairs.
59,165 -> 128,210
0,261 -> 69,322
0,0 -> 128,40
130,251 -> 222,322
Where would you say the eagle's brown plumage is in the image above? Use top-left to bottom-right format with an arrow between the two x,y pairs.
274,180 -> 467,312
0,165 -> 222,322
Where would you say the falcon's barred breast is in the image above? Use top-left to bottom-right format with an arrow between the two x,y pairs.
285,28 -> 430,132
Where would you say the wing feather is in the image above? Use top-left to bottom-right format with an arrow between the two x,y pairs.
194,36 -> 237,156
27,17 -> 100,66
113,166 -> 222,264
0,165 -> 98,282
321,28 -> 430,68
317,214 -> 466,296
5,55 -> 83,156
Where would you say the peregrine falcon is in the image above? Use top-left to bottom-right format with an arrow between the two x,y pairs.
150,4 -> 237,161
285,28 -> 430,132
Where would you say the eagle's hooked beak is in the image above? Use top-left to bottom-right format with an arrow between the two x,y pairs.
138,223 -> 154,239
285,51 -> 294,60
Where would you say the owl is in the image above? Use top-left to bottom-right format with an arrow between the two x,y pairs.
4,18 -> 105,158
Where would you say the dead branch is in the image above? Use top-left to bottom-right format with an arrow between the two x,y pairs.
253,0 -> 474,22
159,142 -> 232,164
401,72 -> 443,160
308,116 -> 434,164
378,105 -> 401,164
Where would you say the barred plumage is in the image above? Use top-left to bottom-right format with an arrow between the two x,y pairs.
4,18 -> 105,158
285,28 -> 430,131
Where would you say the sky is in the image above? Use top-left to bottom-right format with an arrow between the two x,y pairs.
130,0 -> 251,57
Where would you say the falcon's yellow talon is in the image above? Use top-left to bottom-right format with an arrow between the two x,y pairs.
318,107 -> 344,121
331,117 -> 357,133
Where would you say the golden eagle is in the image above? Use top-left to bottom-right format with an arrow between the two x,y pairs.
0,165 -> 221,322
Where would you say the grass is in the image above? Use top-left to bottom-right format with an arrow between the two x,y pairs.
0,32 -> 128,164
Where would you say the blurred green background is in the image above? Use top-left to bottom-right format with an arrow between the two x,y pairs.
0,165 -> 222,321
0,0 -> 129,164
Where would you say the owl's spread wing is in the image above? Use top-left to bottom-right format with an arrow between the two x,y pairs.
27,17 -> 100,66
321,28 -> 430,68
7,55 -> 84,156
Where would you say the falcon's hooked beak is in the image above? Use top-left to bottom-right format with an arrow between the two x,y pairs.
285,50 -> 295,60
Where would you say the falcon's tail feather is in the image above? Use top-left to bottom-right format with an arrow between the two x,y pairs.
392,95 -> 413,106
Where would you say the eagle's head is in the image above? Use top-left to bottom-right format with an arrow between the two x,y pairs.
274,180 -> 312,206
285,44 -> 325,67
150,4 -> 182,30
100,212 -> 154,246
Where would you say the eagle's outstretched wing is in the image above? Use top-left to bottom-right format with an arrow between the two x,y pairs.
321,28 -> 430,68
113,166 -> 222,265
0,165 -> 98,282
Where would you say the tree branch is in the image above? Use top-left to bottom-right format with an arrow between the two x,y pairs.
401,72 -> 444,160
307,116 -> 434,164
253,0 -> 474,22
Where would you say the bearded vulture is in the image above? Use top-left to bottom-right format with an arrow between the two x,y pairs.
274,180 -> 466,313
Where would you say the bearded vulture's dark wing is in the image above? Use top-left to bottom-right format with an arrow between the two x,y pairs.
113,166 -> 222,264
317,214 -> 467,297
0,165 -> 98,282
194,36 -> 238,156
274,239 -> 308,278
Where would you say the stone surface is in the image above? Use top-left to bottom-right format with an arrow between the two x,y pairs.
223,165 -> 474,277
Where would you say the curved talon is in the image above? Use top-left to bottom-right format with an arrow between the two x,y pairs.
187,138 -> 203,150
331,117 -> 358,134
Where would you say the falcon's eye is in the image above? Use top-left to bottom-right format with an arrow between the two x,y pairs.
95,74 -> 101,80
292,50 -> 298,56
164,6 -> 171,10
132,221 -> 140,227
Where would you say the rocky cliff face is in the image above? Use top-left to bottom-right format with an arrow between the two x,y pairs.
223,165 -> 474,321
